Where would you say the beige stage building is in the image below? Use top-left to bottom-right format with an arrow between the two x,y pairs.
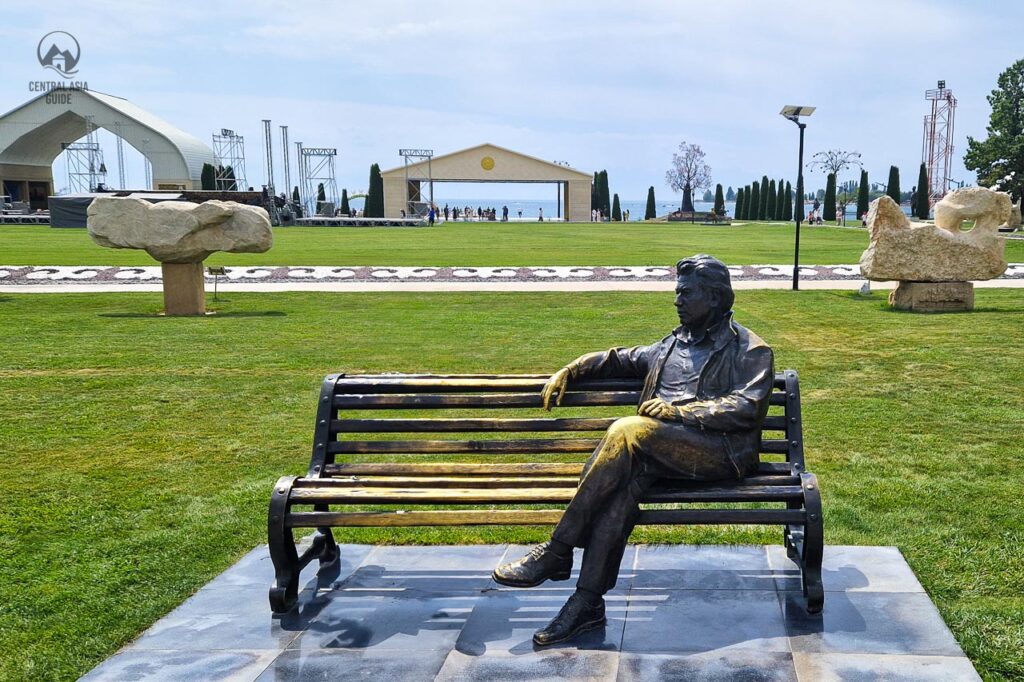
380,143 -> 592,222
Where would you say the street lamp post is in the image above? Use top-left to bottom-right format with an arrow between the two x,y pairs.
780,105 -> 815,290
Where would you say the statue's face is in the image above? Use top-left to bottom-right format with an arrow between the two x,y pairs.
674,273 -> 718,327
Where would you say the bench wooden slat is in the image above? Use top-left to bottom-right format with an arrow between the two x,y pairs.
334,392 -> 641,409
338,373 -> 790,390
285,507 -> 807,528
320,461 -> 797,477
324,462 -> 585,476
335,416 -> 788,434
303,474 -> 800,488
328,438 -> 600,455
336,377 -> 638,393
287,484 -> 804,504
333,417 -> 617,433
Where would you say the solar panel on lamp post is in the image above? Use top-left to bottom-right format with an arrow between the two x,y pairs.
780,105 -> 815,290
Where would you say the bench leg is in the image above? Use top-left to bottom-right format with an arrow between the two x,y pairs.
800,472 -> 824,614
268,476 -> 300,613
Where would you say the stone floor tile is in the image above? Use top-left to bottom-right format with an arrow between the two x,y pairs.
621,589 -> 790,654
792,652 -> 982,681
436,648 -> 620,681
129,608 -> 302,652
335,544 -> 507,592
617,651 -> 798,681
287,592 -> 480,651
781,591 -> 964,656
453,590 -> 629,656
633,544 -> 775,590
255,648 -> 450,680
768,545 -> 925,593
80,649 -> 278,681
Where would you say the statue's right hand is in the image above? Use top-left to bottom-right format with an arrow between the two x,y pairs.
541,367 -> 571,411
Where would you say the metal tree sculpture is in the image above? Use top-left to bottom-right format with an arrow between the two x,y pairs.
666,142 -> 712,212
809,149 -> 862,186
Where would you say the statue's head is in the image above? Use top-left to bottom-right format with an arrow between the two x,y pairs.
674,254 -> 734,327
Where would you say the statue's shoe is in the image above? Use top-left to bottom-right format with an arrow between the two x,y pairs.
533,592 -> 607,646
492,541 -> 572,588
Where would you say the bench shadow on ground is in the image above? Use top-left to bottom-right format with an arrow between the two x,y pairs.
271,563 -> 889,659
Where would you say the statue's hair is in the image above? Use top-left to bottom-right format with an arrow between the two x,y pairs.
675,254 -> 734,314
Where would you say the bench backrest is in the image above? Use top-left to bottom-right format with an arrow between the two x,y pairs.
306,371 -> 805,478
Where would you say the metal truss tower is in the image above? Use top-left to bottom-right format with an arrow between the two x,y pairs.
921,80 -> 957,201
63,115 -> 106,193
262,119 -> 275,194
300,146 -> 339,215
114,122 -> 127,189
212,128 -> 247,191
280,125 -> 291,196
399,148 -> 433,215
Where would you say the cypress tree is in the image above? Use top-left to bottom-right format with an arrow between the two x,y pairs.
916,163 -> 930,218
612,193 -> 622,221
340,188 -> 350,214
766,179 -> 777,220
292,185 -> 300,203
886,166 -> 901,204
795,176 -> 805,222
364,163 -> 385,217
225,166 -> 237,191
201,163 -> 216,190
714,183 -> 725,216
753,175 -> 761,218
775,179 -> 785,220
598,170 -> 611,218
750,182 -> 761,221
784,181 -> 793,220
824,173 -> 837,221
735,187 -> 744,219
591,173 -> 599,212
856,169 -> 869,219
645,186 -> 656,220
317,182 -> 326,202
726,186 -> 735,201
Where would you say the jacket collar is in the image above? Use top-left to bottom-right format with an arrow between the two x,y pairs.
673,311 -> 736,346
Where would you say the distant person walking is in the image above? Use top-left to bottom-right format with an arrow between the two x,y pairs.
518,208 -> 522,219
538,207 -> 544,222
428,206 -> 436,226
502,205 -> 509,221
444,204 -> 449,221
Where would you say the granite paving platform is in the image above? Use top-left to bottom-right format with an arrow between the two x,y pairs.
82,544 -> 980,681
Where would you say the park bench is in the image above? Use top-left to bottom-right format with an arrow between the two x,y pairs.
268,371 -> 824,614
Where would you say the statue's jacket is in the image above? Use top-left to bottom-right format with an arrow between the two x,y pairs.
564,313 -> 775,468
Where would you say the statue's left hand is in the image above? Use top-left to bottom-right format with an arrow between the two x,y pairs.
638,398 -> 682,421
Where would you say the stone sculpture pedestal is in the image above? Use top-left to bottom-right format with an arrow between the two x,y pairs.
889,281 -> 974,312
161,262 -> 206,316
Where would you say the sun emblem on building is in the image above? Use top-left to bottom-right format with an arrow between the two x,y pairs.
480,156 -> 495,171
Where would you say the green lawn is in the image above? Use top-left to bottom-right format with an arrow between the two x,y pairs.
1,290 -> 1022,680
11,221 -> 1022,267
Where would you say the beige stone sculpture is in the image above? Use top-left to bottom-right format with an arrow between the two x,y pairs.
859,188 -> 1010,311
88,197 -> 272,315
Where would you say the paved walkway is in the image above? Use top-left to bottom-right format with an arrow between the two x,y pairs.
1,263 -> 1023,293
83,543 -> 979,681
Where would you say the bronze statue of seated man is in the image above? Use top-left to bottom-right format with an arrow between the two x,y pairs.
492,254 -> 775,645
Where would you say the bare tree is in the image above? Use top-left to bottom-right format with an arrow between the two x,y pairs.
666,142 -> 712,212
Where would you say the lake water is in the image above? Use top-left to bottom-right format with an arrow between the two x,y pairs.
436,199 -> 910,221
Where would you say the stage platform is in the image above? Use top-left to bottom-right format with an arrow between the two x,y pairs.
293,216 -> 429,227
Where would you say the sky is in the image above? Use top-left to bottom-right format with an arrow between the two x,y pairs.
1,0 -> 1021,200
